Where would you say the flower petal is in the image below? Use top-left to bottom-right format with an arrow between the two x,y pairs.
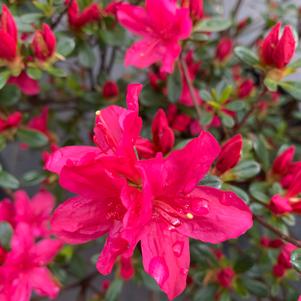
32,239 -> 62,265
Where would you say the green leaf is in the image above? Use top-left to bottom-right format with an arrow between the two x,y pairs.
167,64 -> 182,103
219,85 -> 233,103
220,113 -> 234,128
0,71 -> 10,90
21,170 -> 47,186
194,17 -> 232,32
0,85 -> 21,106
249,182 -> 270,203
225,100 -> 246,111
200,90 -> 212,102
200,109 -> 213,126
0,135 -> 6,151
223,184 -> 250,204
264,77 -> 278,91
105,278 -> 123,301
253,135 -> 270,172
57,35 -> 75,57
27,67 -> 43,80
279,81 -> 301,101
0,222 -> 13,248
47,66 -> 67,77
17,128 -> 48,148
243,279 -> 269,297
100,24 -> 127,46
288,58 -> 301,69
190,32 -> 210,42
0,170 -> 19,189
200,175 -> 222,188
232,160 -> 261,181
234,46 -> 260,66
234,254 -> 254,273
78,44 -> 96,68
194,285 -> 217,301
291,249 -> 301,272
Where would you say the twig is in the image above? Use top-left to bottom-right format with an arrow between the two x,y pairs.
180,56 -> 203,127
106,47 -> 117,75
51,0 -> 73,29
254,215 -> 301,248
231,0 -> 244,19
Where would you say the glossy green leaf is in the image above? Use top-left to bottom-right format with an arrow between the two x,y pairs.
194,17 -> 232,32
167,64 -> 182,103
0,170 -> 19,189
279,81 -> 301,101
234,46 -> 260,66
17,128 -> 48,148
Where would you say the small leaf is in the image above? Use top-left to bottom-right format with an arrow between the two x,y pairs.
17,128 -> 48,148
225,100 -> 246,111
0,71 -> 10,90
264,77 -> 278,92
249,182 -> 270,203
200,175 -> 222,188
0,222 -> 13,248
79,44 -> 96,68
291,249 -> 301,272
57,35 -> 75,57
167,64 -> 182,103
47,66 -> 66,77
194,285 -> 218,301
232,160 -> 261,181
194,17 -> 232,32
234,254 -> 254,273
219,85 -> 233,103
279,81 -> 301,101
288,58 -> 301,69
220,113 -> 235,128
200,90 -> 212,102
27,67 -> 43,80
21,170 -> 47,186
0,85 -> 21,107
243,279 -> 269,297
105,278 -> 123,301
234,46 -> 260,66
0,170 -> 19,189
253,135 -> 270,172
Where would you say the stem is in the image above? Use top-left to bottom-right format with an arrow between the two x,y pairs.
51,0 -> 73,29
231,0 -> 244,19
254,215 -> 301,248
106,47 -> 117,75
180,56 -> 203,127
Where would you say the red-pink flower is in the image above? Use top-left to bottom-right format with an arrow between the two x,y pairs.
0,5 -> 18,61
0,190 -> 55,237
66,0 -> 101,29
120,256 -> 135,280
215,134 -> 243,175
28,107 -> 51,138
215,37 -> 233,62
260,236 -> 283,248
260,22 -> 296,69
0,111 -> 22,132
0,223 -> 61,301
237,79 -> 254,98
269,194 -> 292,215
32,24 -> 56,62
8,71 -> 40,95
46,83 -> 252,300
216,267 -> 235,288
181,0 -> 204,22
272,146 -> 295,177
102,80 -> 119,99
117,0 -> 192,73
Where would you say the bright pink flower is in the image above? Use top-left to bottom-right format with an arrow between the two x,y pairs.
120,256 -> 135,280
152,109 -> 175,154
0,5 -> 18,61
102,80 -> 119,99
189,119 -> 202,136
117,0 -> 192,73
237,79 -> 254,98
215,134 -> 243,175
0,190 -> 55,237
216,267 -> 235,288
46,84 -> 252,300
0,111 -> 22,132
8,71 -> 40,95
0,223 -> 61,301
272,146 -> 295,177
215,38 -> 233,62
0,245 -> 6,264
260,236 -> 283,248
32,24 -> 56,62
277,243 -> 297,269
260,22 -> 296,69
66,0 -> 101,29
182,0 -> 204,22
269,194 -> 292,215
172,113 -> 191,132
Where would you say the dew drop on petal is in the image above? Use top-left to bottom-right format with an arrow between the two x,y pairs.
190,198 -> 209,216
148,256 -> 169,286
172,241 -> 184,257
180,267 -> 189,275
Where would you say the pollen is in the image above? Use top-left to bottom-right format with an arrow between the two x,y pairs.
95,110 -> 100,116
186,213 -> 194,219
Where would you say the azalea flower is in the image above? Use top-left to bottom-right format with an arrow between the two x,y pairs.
46,83 -> 253,300
181,0 -> 204,22
216,267 -> 235,288
0,111 -> 22,132
32,24 -> 56,62
260,22 -> 296,69
65,0 -> 101,30
117,0 -> 192,73
8,71 -> 40,95
0,190 -> 55,237
0,223 -> 61,301
215,37 -> 234,62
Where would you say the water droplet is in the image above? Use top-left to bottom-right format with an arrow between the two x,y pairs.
180,268 -> 189,275
173,241 -> 184,257
171,218 -> 181,227
148,256 -> 169,286
190,198 -> 209,216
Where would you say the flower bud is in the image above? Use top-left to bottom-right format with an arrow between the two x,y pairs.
215,38 -> 233,62
237,79 -> 254,98
260,22 -> 296,69
216,267 -> 235,288
32,24 -> 56,62
0,5 -> 18,61
152,109 -> 175,154
182,0 -> 204,22
272,146 -> 295,176
102,81 -> 119,99
269,194 -> 292,215
216,134 -> 243,175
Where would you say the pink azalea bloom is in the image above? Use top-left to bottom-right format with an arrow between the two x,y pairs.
0,223 -> 61,301
46,83 -> 253,300
272,146 -> 295,177
120,256 -> 135,280
117,0 -> 192,73
215,37 -> 234,62
0,190 -> 55,237
0,111 -> 22,132
8,71 -> 40,95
